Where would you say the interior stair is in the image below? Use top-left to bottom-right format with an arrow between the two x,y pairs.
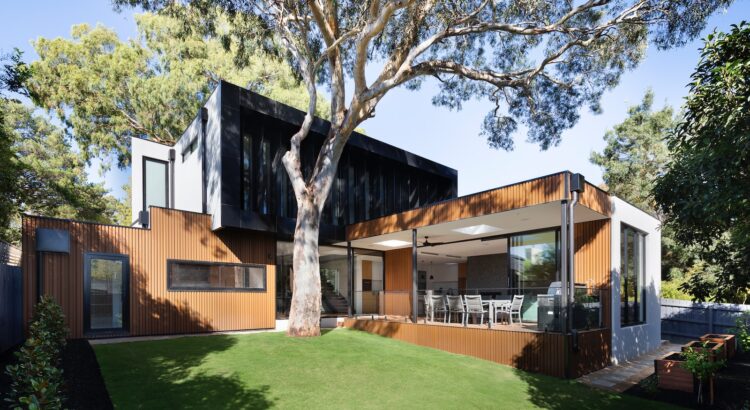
321,278 -> 349,314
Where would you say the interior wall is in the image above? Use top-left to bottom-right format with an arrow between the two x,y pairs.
466,253 -> 508,291
419,263 -> 458,291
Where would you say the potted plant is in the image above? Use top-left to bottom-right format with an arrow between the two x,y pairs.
654,352 -> 693,393
700,333 -> 736,359
683,342 -> 726,405
683,340 -> 726,361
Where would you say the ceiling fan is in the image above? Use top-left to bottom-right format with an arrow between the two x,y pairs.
419,236 -> 444,247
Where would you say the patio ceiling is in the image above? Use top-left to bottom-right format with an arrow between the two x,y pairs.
338,202 -> 606,262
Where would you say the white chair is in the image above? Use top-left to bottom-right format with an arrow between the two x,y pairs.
446,295 -> 465,324
463,295 -> 488,326
497,295 -> 524,325
430,295 -> 448,322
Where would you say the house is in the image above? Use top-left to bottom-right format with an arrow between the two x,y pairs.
21,80 -> 660,378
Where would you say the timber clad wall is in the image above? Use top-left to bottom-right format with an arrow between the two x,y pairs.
347,173 -> 568,240
346,172 -> 610,241
383,248 -> 413,316
574,219 -> 612,328
22,208 -> 276,338
344,319 -> 609,378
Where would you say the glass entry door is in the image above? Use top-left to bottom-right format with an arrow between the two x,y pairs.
84,253 -> 129,333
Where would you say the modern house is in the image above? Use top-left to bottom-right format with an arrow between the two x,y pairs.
21,80 -> 660,378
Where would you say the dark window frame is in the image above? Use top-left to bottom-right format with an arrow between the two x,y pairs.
142,156 -> 169,211
83,252 -> 130,335
167,259 -> 267,292
620,223 -> 647,327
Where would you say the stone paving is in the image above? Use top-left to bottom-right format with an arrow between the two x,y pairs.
578,341 -> 682,393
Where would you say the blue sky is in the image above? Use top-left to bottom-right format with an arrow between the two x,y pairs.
3,1 -> 748,198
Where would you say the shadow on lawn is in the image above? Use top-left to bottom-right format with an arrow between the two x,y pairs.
512,368 -> 625,410
129,335 -> 275,409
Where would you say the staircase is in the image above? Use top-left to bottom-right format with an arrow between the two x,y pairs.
321,278 -> 349,314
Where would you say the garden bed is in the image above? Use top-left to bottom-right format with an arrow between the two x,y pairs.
61,339 -> 113,410
626,355 -> 750,409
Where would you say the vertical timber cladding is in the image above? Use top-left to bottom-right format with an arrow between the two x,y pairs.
22,208 -> 276,338
344,319 -> 567,377
347,172 -> 568,240
383,248 -> 412,317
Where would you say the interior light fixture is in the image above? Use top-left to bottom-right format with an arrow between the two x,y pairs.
452,224 -> 503,235
373,239 -> 412,248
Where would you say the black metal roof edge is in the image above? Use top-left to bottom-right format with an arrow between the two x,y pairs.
221,80 -> 458,181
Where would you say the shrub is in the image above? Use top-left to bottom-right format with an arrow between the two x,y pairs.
4,296 -> 68,409
683,342 -> 725,405
734,311 -> 750,353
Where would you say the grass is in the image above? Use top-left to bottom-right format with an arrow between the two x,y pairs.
94,329 -> 677,409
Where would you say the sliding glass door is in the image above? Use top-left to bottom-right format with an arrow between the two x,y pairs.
84,253 -> 129,333
509,229 -> 560,321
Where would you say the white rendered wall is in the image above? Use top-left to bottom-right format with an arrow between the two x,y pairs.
130,138 -> 173,224
610,197 -> 662,364
203,88 -> 223,230
172,115 -> 204,213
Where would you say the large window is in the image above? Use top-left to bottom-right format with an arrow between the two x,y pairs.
168,260 -> 266,291
621,225 -> 646,326
510,230 -> 560,290
143,157 -> 168,210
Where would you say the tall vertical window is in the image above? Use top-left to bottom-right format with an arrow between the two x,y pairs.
621,225 -> 646,326
143,157 -> 168,211
242,132 -> 253,210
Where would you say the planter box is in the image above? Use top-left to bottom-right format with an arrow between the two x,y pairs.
655,352 -> 694,393
700,334 -> 736,359
682,340 -> 726,361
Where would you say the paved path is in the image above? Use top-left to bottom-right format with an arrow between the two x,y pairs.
578,341 -> 682,393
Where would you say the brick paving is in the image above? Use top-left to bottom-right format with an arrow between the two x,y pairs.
578,341 -> 682,393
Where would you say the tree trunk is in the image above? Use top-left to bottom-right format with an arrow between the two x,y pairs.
287,197 -> 322,337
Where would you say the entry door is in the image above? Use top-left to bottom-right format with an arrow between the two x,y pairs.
84,253 -> 129,333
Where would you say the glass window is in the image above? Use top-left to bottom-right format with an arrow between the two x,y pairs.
242,132 -> 253,210
143,157 -> 168,210
510,230 -> 559,290
621,225 -> 646,326
168,260 -> 266,291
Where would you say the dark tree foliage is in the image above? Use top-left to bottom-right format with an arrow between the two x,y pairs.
654,22 -> 750,304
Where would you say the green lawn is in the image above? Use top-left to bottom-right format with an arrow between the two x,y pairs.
94,329 -> 675,409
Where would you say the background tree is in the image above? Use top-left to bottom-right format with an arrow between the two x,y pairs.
26,12 -> 328,167
654,22 -> 750,304
590,90 -> 698,285
117,0 -> 732,336
0,98 -> 121,243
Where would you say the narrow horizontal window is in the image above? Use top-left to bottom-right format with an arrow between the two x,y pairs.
167,260 -> 266,291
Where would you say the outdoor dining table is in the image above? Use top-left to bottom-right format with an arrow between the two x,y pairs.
484,299 -> 511,327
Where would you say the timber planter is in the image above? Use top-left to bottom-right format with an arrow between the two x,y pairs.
699,334 -> 736,359
682,340 -> 726,361
655,352 -> 694,393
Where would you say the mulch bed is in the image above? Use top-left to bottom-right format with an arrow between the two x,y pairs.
61,339 -> 114,410
625,352 -> 750,409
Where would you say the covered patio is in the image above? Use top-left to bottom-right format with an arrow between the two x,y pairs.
338,172 -> 614,378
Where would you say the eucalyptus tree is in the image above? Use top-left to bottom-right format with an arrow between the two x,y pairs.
115,0 -> 732,336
